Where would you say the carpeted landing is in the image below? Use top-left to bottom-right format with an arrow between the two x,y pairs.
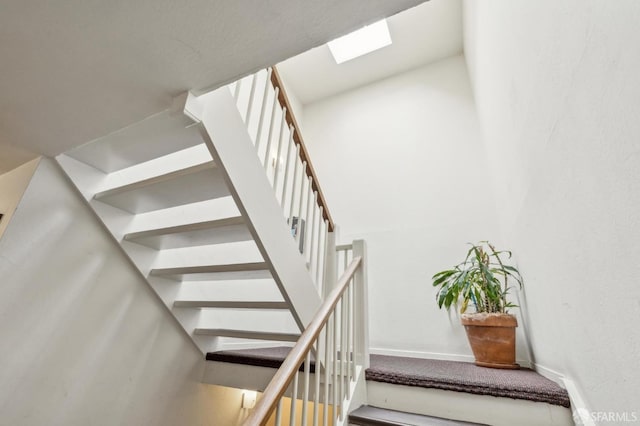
206,347 -> 570,408
366,354 -> 570,408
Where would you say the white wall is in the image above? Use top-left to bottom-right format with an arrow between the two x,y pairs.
0,158 -> 228,425
0,157 -> 40,240
302,55 -> 513,360
464,0 -> 640,416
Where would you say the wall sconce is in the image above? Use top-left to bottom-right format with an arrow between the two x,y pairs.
242,390 -> 257,409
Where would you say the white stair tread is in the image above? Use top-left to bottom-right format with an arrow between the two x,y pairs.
194,328 -> 300,342
94,162 -> 229,213
150,262 -> 271,281
124,216 -> 252,249
173,300 -> 288,309
66,110 -> 202,173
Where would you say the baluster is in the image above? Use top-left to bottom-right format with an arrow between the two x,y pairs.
308,192 -> 318,274
323,320 -> 330,426
290,368 -> 299,426
302,352 -> 311,426
332,306 -> 339,423
351,269 -> 357,380
272,107 -> 287,186
344,250 -> 348,279
275,398 -> 283,426
280,126 -> 295,206
255,69 -> 274,153
340,295 -> 347,418
313,336 -> 321,426
295,162 -> 307,248
316,212 -> 324,286
346,280 -> 351,382
245,73 -> 258,128
288,147 -> 301,226
264,86 -> 280,171
349,280 -> 355,382
316,217 -> 327,286
304,183 -> 314,260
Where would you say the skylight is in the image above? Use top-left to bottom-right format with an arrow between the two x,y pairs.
327,20 -> 392,64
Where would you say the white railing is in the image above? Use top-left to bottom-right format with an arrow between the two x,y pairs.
243,240 -> 368,426
227,67 -> 333,295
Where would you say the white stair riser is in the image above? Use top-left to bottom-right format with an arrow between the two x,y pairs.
366,381 -> 573,426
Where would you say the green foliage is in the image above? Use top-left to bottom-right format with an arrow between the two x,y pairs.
432,241 -> 523,314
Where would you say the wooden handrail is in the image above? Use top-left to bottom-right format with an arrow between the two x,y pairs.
270,66 -> 335,232
243,256 -> 362,426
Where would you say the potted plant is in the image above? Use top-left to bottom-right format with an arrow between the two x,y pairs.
432,241 -> 523,369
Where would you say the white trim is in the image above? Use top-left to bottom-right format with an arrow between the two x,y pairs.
370,347 -> 531,367
562,378 -> 595,426
532,365 -> 596,426
533,363 -> 566,388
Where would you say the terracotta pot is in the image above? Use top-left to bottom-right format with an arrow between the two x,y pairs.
461,313 -> 519,369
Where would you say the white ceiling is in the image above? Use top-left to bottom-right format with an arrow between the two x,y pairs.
277,0 -> 462,105
0,0 -> 428,175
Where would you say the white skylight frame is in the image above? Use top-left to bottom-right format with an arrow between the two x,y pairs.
327,19 -> 392,64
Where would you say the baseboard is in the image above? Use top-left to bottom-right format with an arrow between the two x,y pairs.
533,364 -> 596,426
562,378 -> 595,426
370,347 -> 531,368
533,363 -> 566,388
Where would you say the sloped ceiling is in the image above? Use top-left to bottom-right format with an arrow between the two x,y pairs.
278,0 -> 462,105
0,0 -> 427,174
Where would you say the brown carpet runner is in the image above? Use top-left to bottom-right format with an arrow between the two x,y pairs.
206,347 -> 570,408
366,355 -> 570,408
206,346 -> 316,373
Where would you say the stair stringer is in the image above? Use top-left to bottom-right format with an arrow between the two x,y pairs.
192,88 -> 322,330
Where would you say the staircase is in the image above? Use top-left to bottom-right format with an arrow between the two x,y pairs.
56,69 -> 330,354
52,66 -> 572,426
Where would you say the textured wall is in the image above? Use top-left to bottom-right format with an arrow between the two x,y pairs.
464,0 -> 640,415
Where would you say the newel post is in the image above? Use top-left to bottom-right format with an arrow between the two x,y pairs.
352,239 -> 369,368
